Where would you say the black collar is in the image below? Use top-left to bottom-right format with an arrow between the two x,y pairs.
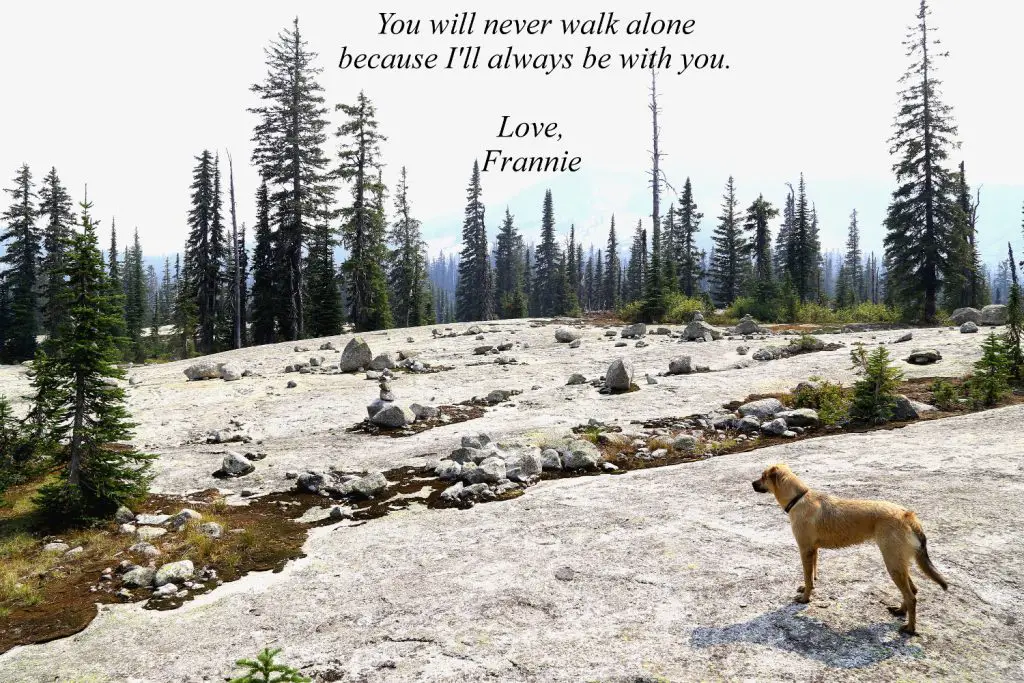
784,489 -> 808,514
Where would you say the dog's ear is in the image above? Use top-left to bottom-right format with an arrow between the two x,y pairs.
766,465 -> 780,482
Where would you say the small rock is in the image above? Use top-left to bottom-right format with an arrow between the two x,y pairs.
219,451 -> 255,477
541,448 -> 562,470
760,418 -> 789,436
905,349 -> 942,365
567,373 -> 587,386
183,360 -> 222,381
738,398 -> 785,420
286,380 -> 298,389
128,542 -> 161,558
668,356 -> 692,375
960,321 -> 979,334
620,323 -> 647,339
340,337 -> 374,372
555,327 -> 582,343
114,506 -> 135,524
220,363 -> 244,381
370,404 -> 416,428
136,526 -> 167,541
122,566 -> 156,588
605,358 -> 635,392
154,560 -> 194,587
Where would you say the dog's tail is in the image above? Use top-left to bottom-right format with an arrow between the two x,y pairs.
908,513 -> 948,590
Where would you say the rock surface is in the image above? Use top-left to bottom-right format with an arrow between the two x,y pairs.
980,304 -> 1008,326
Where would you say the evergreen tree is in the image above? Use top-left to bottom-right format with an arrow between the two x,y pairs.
236,224 -> 249,346
494,207 -> 527,318
387,167 -> 430,327
850,346 -> 903,424
0,164 -> 41,362
1005,242 -> 1023,384
455,161 -> 493,321
124,228 -> 147,361
160,257 -> 174,326
522,247 -> 533,316
844,209 -> 863,303
604,215 -> 621,309
786,174 -> 817,302
642,211 -> 667,321
337,91 -> 391,331
884,0 -> 959,322
583,252 -> 595,311
624,221 -> 647,304
593,250 -> 604,310
250,181 -> 277,345
942,162 -> 983,311
173,252 -> 196,358
675,179 -> 703,297
774,184 -> 795,277
967,333 -> 1010,407
662,204 -> 678,294
250,17 -> 334,340
710,176 -> 744,305
305,207 -> 343,337
183,151 -> 220,354
38,167 -> 75,340
35,200 -> 154,522
566,224 -> 580,312
533,189 -> 562,316
744,194 -> 779,315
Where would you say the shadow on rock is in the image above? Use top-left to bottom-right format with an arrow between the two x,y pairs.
690,603 -> 923,669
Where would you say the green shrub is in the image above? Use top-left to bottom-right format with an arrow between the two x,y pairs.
229,648 -> 309,683
967,333 -> 1011,408
929,379 -> 961,411
850,346 -> 904,424
663,293 -> 708,324
617,300 -> 644,323
794,302 -> 838,324
788,335 -> 825,352
793,377 -> 851,426
844,303 -> 903,323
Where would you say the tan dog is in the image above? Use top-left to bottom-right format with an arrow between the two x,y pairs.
751,463 -> 948,634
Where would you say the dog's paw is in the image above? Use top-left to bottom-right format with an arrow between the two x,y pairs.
795,585 -> 806,593
887,606 -> 907,617
794,593 -> 810,604
899,624 -> 917,636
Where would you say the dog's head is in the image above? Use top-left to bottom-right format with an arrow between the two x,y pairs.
751,463 -> 791,493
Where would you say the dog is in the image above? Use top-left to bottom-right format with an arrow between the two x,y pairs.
751,463 -> 947,634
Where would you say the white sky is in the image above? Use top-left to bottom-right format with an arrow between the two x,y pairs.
2,0 -> 1022,267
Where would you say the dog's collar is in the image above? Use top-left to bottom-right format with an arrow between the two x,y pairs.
784,489 -> 808,514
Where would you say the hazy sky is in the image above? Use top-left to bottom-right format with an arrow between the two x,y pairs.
2,0 -> 1022,267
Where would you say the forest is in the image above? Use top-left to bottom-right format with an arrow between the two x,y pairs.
0,1 -> 1020,370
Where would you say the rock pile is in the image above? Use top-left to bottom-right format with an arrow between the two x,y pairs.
432,433 -> 604,506
681,312 -> 722,342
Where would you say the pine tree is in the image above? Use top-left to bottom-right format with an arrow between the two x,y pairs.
337,91 -> 391,331
173,252 -> 196,358
160,257 -> 174,326
884,0 -> 959,322
604,215 -> 621,309
710,176 -> 744,305
38,167 -> 75,340
583,252 -> 595,311
942,162 -> 983,312
744,194 -> 779,315
305,207 -> 343,337
35,200 -> 154,522
533,189 -> 562,316
1005,242 -> 1023,384
967,333 -> 1011,407
662,204 -> 678,294
388,167 -> 430,327
593,250 -> 604,310
226,152 -> 243,349
494,207 -> 527,318
250,181 -> 277,345
676,179 -> 704,297
623,221 -> 647,304
455,161 -> 493,321
850,346 -> 904,424
566,224 -> 580,312
785,174 -> 817,302
0,164 -> 41,362
250,17 -> 334,340
124,228 -> 147,361
843,209 -> 863,304
183,151 -> 220,354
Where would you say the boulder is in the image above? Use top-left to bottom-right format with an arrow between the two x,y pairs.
435,460 -> 462,481
894,395 -> 937,421
128,542 -> 161,558
775,408 -> 820,428
410,403 -> 439,420
296,472 -> 328,494
199,522 -> 223,538
219,363 -> 244,381
366,398 -> 390,419
122,566 -> 156,588
219,451 -> 254,477
960,321 -> 979,334
672,435 -> 699,453
183,360 -> 222,381
605,358 -> 635,392
981,304 -> 1008,326
894,332 -> 913,343
114,506 -> 135,524
668,356 -> 692,375
567,373 -> 587,386
370,404 -> 416,429
951,307 -> 982,325
154,560 -> 194,587
135,514 -> 170,526
541,448 -> 562,470
136,526 -> 166,541
905,349 -> 942,365
345,472 -> 389,499
736,345 -> 750,356
735,315 -> 762,335
752,346 -> 783,362
555,327 -> 582,343
440,482 -> 464,502
562,440 -> 601,470
504,447 -> 544,481
449,447 -> 487,465
464,325 -> 484,336
760,418 -> 789,436
620,323 -> 647,339
569,339 -> 582,349
682,320 -> 722,341
738,398 -> 784,420
464,458 -> 505,484
369,352 -> 398,370
736,415 -> 762,433
340,337 -> 373,372
166,509 -> 202,531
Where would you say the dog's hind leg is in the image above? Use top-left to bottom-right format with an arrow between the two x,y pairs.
811,548 -> 819,582
884,561 -> 918,634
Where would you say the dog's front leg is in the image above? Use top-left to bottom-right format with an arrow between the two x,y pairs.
795,546 -> 815,603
